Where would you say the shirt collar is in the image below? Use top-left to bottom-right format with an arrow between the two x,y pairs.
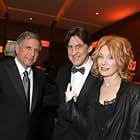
15,57 -> 31,75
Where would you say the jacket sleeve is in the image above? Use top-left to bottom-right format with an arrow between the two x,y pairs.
126,85 -> 140,140
57,98 -> 90,136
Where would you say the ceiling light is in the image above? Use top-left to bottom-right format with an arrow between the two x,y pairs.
29,17 -> 33,21
96,12 -> 99,15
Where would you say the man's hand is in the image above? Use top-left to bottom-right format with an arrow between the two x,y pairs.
65,83 -> 77,102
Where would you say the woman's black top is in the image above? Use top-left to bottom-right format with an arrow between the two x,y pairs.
94,98 -> 116,140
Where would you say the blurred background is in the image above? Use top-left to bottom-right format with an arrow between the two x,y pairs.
1,0 -> 140,81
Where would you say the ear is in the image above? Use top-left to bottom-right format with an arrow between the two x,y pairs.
88,45 -> 93,53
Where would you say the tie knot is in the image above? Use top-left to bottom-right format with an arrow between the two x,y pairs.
23,70 -> 28,77
71,66 -> 85,75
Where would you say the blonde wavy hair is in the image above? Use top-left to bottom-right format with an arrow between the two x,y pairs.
91,35 -> 134,81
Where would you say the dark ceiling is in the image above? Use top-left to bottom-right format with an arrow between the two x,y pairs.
1,0 -> 140,33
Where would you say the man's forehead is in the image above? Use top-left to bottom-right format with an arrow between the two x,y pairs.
68,36 -> 84,45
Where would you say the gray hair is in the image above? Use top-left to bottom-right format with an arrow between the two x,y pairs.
16,31 -> 42,51
4,41 -> 16,57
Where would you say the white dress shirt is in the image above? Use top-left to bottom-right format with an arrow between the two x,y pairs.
71,57 -> 93,96
15,57 -> 33,111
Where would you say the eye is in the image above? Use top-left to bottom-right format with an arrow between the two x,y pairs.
34,48 -> 40,53
25,46 -> 32,50
108,55 -> 113,59
75,44 -> 81,49
98,54 -> 103,58
67,45 -> 72,48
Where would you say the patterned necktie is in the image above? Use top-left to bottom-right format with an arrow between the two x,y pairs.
71,66 -> 85,75
23,70 -> 30,111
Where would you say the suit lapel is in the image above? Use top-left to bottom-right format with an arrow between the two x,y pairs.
59,65 -> 71,102
77,72 -> 97,102
30,69 -> 40,113
58,65 -> 98,104
5,59 -> 27,106
64,67 -> 71,92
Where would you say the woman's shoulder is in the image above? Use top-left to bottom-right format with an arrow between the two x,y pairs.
123,80 -> 140,101
127,81 -> 140,91
122,80 -> 140,89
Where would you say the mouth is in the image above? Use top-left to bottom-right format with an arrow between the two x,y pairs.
72,55 -> 80,59
100,67 -> 110,71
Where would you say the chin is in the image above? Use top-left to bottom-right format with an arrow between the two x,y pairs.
26,63 -> 33,67
100,72 -> 109,77
73,64 -> 81,67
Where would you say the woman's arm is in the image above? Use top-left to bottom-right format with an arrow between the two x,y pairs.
127,85 -> 140,140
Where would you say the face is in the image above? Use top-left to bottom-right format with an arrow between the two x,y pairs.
97,45 -> 119,78
67,36 -> 92,67
16,38 -> 40,69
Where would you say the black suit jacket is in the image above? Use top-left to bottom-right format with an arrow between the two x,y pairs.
53,64 -> 99,140
0,58 -> 49,140
88,80 -> 140,140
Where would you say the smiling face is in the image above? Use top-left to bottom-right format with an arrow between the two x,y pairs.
16,37 -> 40,69
97,45 -> 119,78
67,35 -> 92,67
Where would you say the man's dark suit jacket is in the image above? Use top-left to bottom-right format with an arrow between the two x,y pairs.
88,80 -> 140,140
53,64 -> 99,140
0,58 -> 50,140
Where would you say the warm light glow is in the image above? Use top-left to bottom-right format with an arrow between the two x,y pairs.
0,46 -> 3,53
29,17 -> 33,21
96,12 -> 99,15
41,40 -> 50,47
7,40 -> 16,43
128,60 -> 136,71
92,41 -> 98,48
106,7 -> 138,22
55,0 -> 74,22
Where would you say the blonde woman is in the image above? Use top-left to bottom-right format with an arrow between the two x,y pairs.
89,35 -> 140,140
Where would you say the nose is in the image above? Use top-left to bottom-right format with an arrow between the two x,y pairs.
101,58 -> 107,65
71,47 -> 77,55
30,49 -> 36,57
